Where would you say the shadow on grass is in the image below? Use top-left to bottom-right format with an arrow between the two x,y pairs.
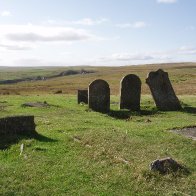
183,107 -> 196,115
180,101 -> 196,115
0,132 -> 57,150
140,109 -> 160,116
33,132 -> 57,142
143,167 -> 191,180
108,104 -> 196,120
108,109 -> 160,119
108,110 -> 131,119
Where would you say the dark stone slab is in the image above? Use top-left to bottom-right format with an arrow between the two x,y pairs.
21,102 -> 49,107
120,74 -> 141,111
146,69 -> 181,111
78,90 -> 88,104
0,116 -> 36,135
88,79 -> 110,113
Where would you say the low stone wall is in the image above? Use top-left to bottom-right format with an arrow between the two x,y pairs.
0,116 -> 36,135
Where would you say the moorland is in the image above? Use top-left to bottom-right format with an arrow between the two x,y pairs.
0,62 -> 195,195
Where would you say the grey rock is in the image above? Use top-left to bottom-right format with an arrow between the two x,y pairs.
150,157 -> 183,173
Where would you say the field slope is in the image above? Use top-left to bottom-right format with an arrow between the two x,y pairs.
0,63 -> 196,195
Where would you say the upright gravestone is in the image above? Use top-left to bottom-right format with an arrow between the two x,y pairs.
88,79 -> 110,113
78,90 -> 88,104
120,74 -> 141,111
146,69 -> 181,111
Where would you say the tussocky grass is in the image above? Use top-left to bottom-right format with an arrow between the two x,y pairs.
0,94 -> 195,195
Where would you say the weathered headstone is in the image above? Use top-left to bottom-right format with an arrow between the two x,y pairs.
0,116 -> 36,135
88,79 -> 110,113
120,74 -> 141,111
146,69 -> 181,111
78,90 -> 88,104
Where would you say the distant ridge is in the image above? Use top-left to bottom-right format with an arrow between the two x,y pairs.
0,69 -> 96,85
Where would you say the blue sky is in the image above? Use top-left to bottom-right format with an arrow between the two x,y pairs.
0,0 -> 196,66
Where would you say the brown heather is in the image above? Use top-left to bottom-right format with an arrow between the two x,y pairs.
0,62 -> 195,95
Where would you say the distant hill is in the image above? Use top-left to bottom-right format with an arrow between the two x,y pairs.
0,62 -> 195,95
0,69 -> 95,85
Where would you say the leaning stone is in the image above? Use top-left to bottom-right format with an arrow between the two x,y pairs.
150,157 -> 183,173
146,69 -> 181,111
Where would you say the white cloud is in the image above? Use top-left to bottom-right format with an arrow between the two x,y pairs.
0,43 -> 33,50
98,53 -> 156,62
14,58 -> 52,67
72,18 -> 109,25
0,24 -> 98,43
111,53 -> 154,61
11,58 -> 80,67
157,0 -> 178,4
178,46 -> 196,55
99,46 -> 196,62
7,31 -> 92,42
0,10 -> 12,17
2,46 -> 196,67
97,46 -> 196,64
132,21 -> 148,28
46,18 -> 109,26
86,51 -> 173,66
0,58 -> 58,67
116,21 -> 148,29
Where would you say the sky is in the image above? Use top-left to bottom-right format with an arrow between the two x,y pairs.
0,0 -> 196,66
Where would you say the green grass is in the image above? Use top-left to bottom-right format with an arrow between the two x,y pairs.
0,94 -> 196,195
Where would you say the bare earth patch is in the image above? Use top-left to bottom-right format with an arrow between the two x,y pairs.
170,126 -> 196,140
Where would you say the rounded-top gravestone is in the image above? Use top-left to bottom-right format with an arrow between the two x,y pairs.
146,69 -> 181,111
88,79 -> 110,113
120,74 -> 141,111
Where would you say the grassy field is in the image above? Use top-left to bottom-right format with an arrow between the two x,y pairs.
0,94 -> 196,195
0,63 -> 196,195
0,62 -> 196,95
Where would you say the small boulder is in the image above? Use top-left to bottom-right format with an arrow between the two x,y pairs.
150,157 -> 183,173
